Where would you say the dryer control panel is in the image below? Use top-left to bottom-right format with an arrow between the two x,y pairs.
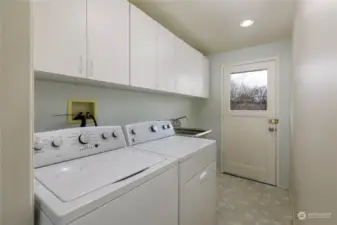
34,126 -> 126,168
124,121 -> 175,146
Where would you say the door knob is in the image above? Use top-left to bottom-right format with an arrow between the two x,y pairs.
268,127 -> 275,132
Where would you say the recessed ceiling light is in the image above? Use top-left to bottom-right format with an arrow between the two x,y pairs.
240,20 -> 254,28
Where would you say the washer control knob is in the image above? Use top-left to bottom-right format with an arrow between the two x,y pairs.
131,129 -> 136,135
79,134 -> 90,144
52,137 -> 63,147
34,141 -> 44,151
151,125 -> 158,132
102,132 -> 110,140
167,124 -> 172,129
162,125 -> 167,130
112,132 -> 118,138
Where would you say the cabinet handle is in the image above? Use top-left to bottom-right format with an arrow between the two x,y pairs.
78,56 -> 84,74
200,171 -> 208,182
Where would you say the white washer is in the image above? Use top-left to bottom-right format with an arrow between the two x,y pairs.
124,121 -> 217,225
34,126 -> 178,225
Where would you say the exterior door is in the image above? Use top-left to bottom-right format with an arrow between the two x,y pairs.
222,59 -> 277,185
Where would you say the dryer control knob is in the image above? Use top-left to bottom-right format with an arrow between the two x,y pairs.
112,132 -> 118,138
131,129 -> 136,135
151,125 -> 158,132
34,141 -> 44,151
162,125 -> 167,130
52,137 -> 63,147
102,132 -> 110,140
79,134 -> 90,144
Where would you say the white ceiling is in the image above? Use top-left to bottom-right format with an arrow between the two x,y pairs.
130,0 -> 296,55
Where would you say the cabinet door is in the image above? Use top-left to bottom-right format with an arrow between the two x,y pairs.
157,26 -> 176,92
189,48 -> 203,97
34,0 -> 86,78
174,38 -> 191,95
87,0 -> 129,85
202,56 -> 210,98
130,5 -> 157,89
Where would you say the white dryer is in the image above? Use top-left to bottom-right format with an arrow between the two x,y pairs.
34,126 -> 178,225
124,121 -> 217,225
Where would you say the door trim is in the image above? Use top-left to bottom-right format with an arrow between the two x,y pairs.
220,56 -> 281,187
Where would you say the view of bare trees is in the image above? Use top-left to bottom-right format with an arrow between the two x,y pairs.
230,72 -> 267,110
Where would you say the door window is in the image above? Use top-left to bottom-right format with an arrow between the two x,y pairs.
230,70 -> 268,111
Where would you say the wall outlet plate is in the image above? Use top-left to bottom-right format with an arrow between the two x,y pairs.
67,99 -> 97,124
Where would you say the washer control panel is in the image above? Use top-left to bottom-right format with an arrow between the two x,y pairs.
124,121 -> 175,146
34,126 -> 126,168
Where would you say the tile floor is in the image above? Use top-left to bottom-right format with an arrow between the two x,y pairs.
217,174 -> 293,225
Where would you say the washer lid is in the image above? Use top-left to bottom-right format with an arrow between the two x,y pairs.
35,148 -> 164,202
134,136 -> 215,162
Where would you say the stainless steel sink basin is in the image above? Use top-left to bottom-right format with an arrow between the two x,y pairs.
175,128 -> 212,138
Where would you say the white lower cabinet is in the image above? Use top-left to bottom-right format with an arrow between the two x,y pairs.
182,162 -> 217,225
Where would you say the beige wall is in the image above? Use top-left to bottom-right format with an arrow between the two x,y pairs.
0,1 -> 34,225
291,1 -> 337,224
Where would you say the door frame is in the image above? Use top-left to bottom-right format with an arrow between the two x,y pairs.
220,56 -> 281,187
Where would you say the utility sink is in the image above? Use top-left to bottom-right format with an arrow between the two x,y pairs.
175,128 -> 212,138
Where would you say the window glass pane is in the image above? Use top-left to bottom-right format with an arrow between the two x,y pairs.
230,70 -> 267,110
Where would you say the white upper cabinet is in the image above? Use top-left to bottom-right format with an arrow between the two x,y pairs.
34,0 -> 87,78
174,38 -> 191,95
157,26 -> 176,93
174,37 -> 206,97
34,1 -> 209,98
189,48 -> 203,97
87,0 -> 129,85
130,5 -> 158,89
202,57 -> 210,98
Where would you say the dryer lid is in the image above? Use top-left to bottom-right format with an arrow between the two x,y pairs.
35,148 -> 164,202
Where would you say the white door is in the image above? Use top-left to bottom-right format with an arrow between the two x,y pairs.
130,5 -> 157,89
34,0 -> 86,78
87,0 -> 129,85
222,59 -> 277,185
